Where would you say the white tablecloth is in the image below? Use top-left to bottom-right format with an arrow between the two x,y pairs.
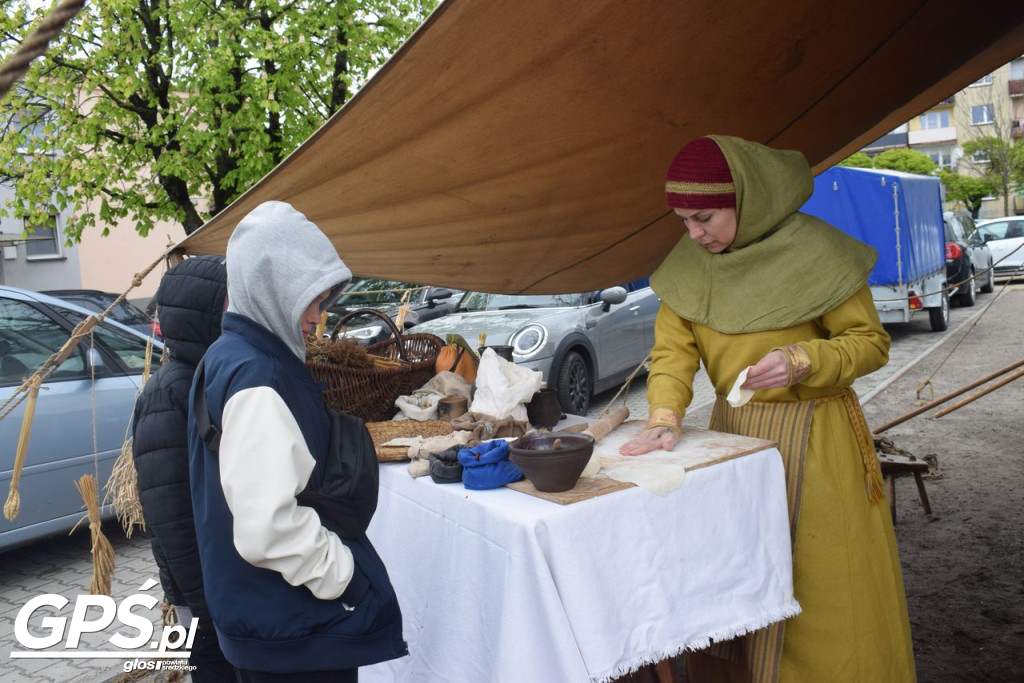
364,446 -> 799,683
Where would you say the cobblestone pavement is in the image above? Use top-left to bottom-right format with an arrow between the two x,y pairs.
0,289 -> 1005,682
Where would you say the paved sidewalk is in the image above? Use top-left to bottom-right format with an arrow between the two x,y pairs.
0,290 -> 1002,682
1,527 -> 171,682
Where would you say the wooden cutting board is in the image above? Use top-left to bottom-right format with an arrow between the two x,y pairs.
506,474 -> 633,504
506,420 -> 776,505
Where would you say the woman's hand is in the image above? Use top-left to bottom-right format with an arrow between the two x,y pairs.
741,349 -> 791,390
619,427 -> 680,456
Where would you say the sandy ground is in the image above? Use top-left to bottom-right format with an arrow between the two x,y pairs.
860,287 -> 1024,682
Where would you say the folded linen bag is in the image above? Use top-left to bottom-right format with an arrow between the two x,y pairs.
457,440 -> 523,490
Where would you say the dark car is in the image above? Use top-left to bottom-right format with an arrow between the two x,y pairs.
324,278 -> 462,346
42,289 -> 161,339
942,212 -> 994,307
0,286 -> 164,551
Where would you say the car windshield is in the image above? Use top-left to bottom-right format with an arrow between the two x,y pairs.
47,292 -> 152,326
332,279 -> 422,308
978,221 -> 1024,241
457,292 -> 589,312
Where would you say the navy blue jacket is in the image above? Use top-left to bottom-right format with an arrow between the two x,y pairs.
189,312 -> 405,672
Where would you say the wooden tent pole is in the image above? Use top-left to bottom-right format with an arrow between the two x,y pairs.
873,358 -> 1024,434
932,366 -> 1024,419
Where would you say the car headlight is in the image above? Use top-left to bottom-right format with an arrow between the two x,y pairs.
343,325 -> 384,341
510,324 -> 547,357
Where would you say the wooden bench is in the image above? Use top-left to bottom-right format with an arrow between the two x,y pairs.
878,454 -> 932,523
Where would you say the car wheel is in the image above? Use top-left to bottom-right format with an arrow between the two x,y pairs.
956,269 -> 976,307
980,261 -> 995,294
555,351 -> 591,416
929,289 -> 949,332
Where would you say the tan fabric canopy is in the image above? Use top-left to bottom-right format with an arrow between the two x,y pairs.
176,0 -> 1024,294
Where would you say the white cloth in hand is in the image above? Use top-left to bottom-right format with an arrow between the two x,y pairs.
727,366 -> 754,407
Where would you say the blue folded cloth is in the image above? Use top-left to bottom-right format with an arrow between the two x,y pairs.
457,440 -> 523,490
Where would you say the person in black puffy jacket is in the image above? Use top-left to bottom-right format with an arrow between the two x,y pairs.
132,255 -> 233,681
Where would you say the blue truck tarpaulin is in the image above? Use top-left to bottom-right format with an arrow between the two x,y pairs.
801,166 -> 945,287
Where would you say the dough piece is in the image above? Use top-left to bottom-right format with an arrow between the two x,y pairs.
727,366 -> 754,407
602,461 -> 686,495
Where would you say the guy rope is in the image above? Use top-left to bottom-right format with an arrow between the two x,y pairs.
0,0 -> 86,102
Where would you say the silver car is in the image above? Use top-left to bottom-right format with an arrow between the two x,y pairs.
0,286 -> 163,551
976,216 -> 1024,279
413,280 -> 658,415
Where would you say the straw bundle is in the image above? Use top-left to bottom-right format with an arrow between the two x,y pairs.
106,436 -> 145,537
103,334 -> 157,537
74,474 -> 115,595
3,375 -> 41,521
307,335 -> 404,369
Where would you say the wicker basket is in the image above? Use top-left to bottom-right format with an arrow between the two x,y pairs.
366,419 -> 456,461
308,308 -> 444,422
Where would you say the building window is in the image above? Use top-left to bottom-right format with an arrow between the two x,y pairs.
971,148 -> 990,164
1011,58 -> 1024,81
926,146 -> 955,170
970,74 -> 993,87
24,215 -> 61,258
919,110 -> 950,129
971,104 -> 995,125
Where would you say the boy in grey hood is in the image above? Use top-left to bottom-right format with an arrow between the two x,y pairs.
226,200 -> 351,358
190,202 -> 408,681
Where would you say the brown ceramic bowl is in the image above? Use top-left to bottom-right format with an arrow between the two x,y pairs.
509,433 -> 595,492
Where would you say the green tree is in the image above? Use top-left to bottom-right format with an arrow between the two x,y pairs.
940,171 -> 995,218
0,0 -> 437,239
871,148 -> 937,175
838,152 -> 874,168
961,136 -> 1024,216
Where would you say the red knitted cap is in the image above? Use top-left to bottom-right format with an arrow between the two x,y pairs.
665,137 -> 736,209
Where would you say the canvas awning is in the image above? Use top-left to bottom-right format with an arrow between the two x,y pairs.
175,0 -> 1024,294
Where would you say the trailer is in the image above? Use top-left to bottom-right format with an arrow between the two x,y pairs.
801,166 -> 949,331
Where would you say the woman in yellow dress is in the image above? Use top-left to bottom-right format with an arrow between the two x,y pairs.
621,135 -> 916,682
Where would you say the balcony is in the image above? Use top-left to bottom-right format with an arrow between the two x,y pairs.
862,131 -> 909,152
908,127 -> 957,145
1009,79 -> 1024,98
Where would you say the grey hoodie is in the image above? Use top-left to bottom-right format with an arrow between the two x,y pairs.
226,201 -> 352,359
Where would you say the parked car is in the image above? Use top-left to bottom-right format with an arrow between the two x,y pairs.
942,211 -> 994,307
413,279 -> 658,415
976,215 -> 1024,280
0,286 -> 164,552
42,289 -> 161,339
324,277 -> 462,346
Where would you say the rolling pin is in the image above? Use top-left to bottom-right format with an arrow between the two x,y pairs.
579,406 -> 629,478
582,405 -> 630,442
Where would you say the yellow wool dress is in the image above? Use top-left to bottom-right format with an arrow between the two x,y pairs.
647,285 -> 916,682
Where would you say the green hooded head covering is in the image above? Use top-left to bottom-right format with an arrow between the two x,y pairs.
650,135 -> 876,333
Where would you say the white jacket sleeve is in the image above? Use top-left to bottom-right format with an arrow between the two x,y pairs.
218,386 -> 355,600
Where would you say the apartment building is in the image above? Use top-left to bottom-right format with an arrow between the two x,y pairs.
864,55 -> 1024,218
0,180 -> 184,300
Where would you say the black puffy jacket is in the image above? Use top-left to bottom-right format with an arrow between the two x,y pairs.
132,255 -> 227,617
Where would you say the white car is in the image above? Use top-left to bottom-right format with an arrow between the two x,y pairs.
976,216 -> 1024,279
